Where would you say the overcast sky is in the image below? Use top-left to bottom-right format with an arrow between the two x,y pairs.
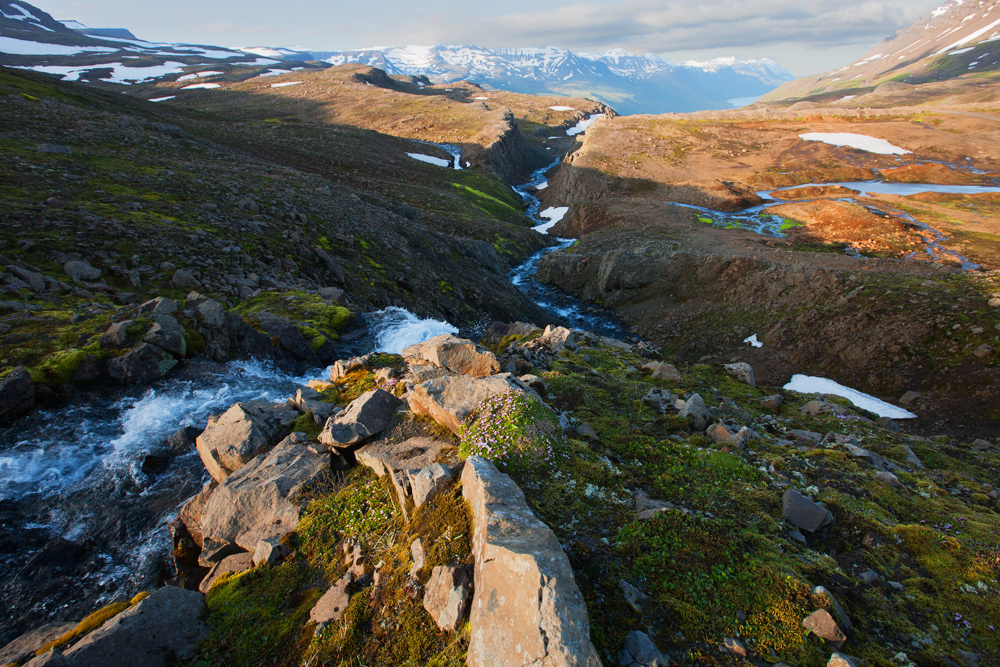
41,0 -> 946,76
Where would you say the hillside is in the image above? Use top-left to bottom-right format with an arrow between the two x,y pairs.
763,0 -> 1000,106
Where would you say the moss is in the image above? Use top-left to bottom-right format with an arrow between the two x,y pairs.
234,290 -> 351,333
289,412 -> 324,441
330,368 -> 377,405
184,327 -> 206,355
35,600 -> 132,655
30,348 -> 86,386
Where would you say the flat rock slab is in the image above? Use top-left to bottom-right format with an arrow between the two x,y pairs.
462,456 -> 600,667
196,401 -> 297,483
0,622 -> 76,665
318,389 -> 400,448
356,437 -> 452,478
402,334 -> 500,378
783,489 -> 833,532
407,373 -> 526,435
201,434 -> 329,558
61,586 -> 206,667
310,574 -> 354,625
803,608 -> 846,648
423,565 -> 472,632
199,552 -> 254,594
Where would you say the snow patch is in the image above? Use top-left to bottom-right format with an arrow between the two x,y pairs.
270,81 -> 303,88
784,375 -> 917,419
181,83 -> 221,90
533,206 -> 568,234
407,153 -> 451,167
549,105 -> 576,111
743,334 -> 763,348
148,96 -> 175,102
799,132 -> 911,155
0,36 -> 115,56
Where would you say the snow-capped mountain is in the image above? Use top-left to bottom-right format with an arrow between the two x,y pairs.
765,0 -> 1000,101
267,44 -> 793,114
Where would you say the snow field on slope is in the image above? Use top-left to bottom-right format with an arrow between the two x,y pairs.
798,132 -> 911,155
784,375 -> 917,419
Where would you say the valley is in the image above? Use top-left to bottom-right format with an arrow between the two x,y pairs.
0,1 -> 998,667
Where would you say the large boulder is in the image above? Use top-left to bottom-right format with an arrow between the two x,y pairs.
59,586 -> 206,667
143,315 -> 186,358
803,609 -> 847,648
619,630 -> 668,667
723,362 -> 755,387
678,393 -> 710,431
195,401 -> 297,483
0,367 -> 35,422
176,481 -> 216,548
0,622 -> 75,665
63,260 -> 101,283
200,433 -> 329,559
402,334 -> 500,378
423,565 -> 472,632
783,489 -> 834,532
407,373 -> 527,435
107,342 -> 177,385
462,456 -> 600,667
317,389 -> 400,448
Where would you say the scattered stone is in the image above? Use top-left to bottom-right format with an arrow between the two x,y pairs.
723,637 -> 746,658
973,344 -> 994,358
956,650 -> 981,667
0,367 -> 35,422
63,260 -> 101,282
762,394 -> 784,412
635,490 -> 677,520
356,437 -> 451,479
859,570 -> 880,584
410,538 -> 426,577
253,537 -> 290,567
903,446 -> 924,469
827,652 -> 861,667
619,630 -> 668,667
723,362 -> 755,386
37,143 -> 72,154
170,269 -> 201,290
899,391 -> 921,407
619,580 -> 653,614
802,400 -> 848,417
402,334 -> 500,378
539,325 -> 578,353
972,439 -> 995,452
811,586 -> 854,632
329,355 -> 370,380
143,315 -> 186,357
318,389 -> 401,448
570,421 -> 599,442
876,471 -> 902,488
199,552 -> 254,593
317,286 -> 344,303
200,433 -> 329,558
783,489 -> 833,532
107,342 -> 178,385
407,373 -> 529,435
10,266 -> 45,292
137,297 -> 177,317
787,429 -> 823,445
408,463 -> 455,507
679,393 -> 710,431
310,574 -> 353,625
462,456 -> 600,667
803,609 -> 847,648
60,586 -> 206,666
518,373 -> 547,394
642,388 -> 676,414
643,361 -> 682,382
789,529 -> 807,545
0,622 -> 75,665
196,401 -> 297,482
423,565 -> 473,632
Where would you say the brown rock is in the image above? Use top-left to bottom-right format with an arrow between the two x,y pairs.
803,608 -> 847,648
199,552 -> 253,593
643,361 -> 682,382
196,401 -> 297,482
317,389 -> 400,448
177,481 -> 216,548
402,334 -> 500,378
973,344 -> 994,358
310,574 -> 353,625
422,565 -> 472,632
723,637 -> 746,658
407,373 -> 527,435
723,362 -> 755,387
0,623 -> 75,665
462,456 -> 600,667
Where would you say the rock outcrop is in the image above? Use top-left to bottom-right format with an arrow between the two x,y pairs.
402,334 -> 501,378
462,456 -> 601,667
196,401 -> 298,483
318,389 -> 400,448
407,373 -> 528,435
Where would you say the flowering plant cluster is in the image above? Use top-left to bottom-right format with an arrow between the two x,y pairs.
459,389 -> 565,473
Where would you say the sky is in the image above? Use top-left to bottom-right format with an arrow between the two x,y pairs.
40,0 -> 948,76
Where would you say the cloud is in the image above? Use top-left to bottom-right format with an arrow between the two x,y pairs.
362,0 -> 942,54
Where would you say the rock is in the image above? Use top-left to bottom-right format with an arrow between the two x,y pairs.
762,394 -> 784,412
990,296 -> 1000,308
802,400 -> 847,416
783,489 -> 832,532
317,286 -> 345,303
423,565 -> 473,632
619,580 -> 652,614
143,315 -> 186,357
619,630 -> 668,667
875,471 -> 902,488
973,344 -> 994,358
402,334 -> 501,378
407,373 -> 527,435
60,586 -> 206,666
643,362 -> 682,382
137,297 -> 177,317
410,538 -> 426,577
811,586 -> 853,632
518,374 -> 547,394
803,609 -> 846,648
408,463 -> 455,507
288,387 -> 339,424
195,401 -> 297,482
859,570 -> 880,584
723,637 -> 746,658
406,363 -> 454,384
170,269 -> 201,290
899,391 -> 921,407
106,342 -> 178,385
635,490 -> 676,520
972,439 -> 995,452
827,653 -> 861,667
310,574 -> 353,625
356,437 -> 451,478
100,321 -> 133,349
787,429 -> 823,445
570,422 -> 599,442
679,393 -> 710,431
200,433 -> 329,558
903,446 -> 924,469
723,362 -> 755,387
199,552 -> 254,593
956,650 -> 981,667
23,649 -> 67,666
318,389 -> 401,448
642,388 -> 676,414
539,325 -> 578,353
0,367 -> 35,422
10,265 -> 45,291
253,537 -> 290,567
63,260 -> 101,282
462,456 -> 600,667
0,622 -> 75,665
195,299 -> 225,330
177,481 -> 216,548
329,355 -> 370,380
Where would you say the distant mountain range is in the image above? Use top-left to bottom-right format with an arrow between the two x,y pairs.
764,0 -> 1000,102
0,0 -> 793,114
247,45 -> 793,115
